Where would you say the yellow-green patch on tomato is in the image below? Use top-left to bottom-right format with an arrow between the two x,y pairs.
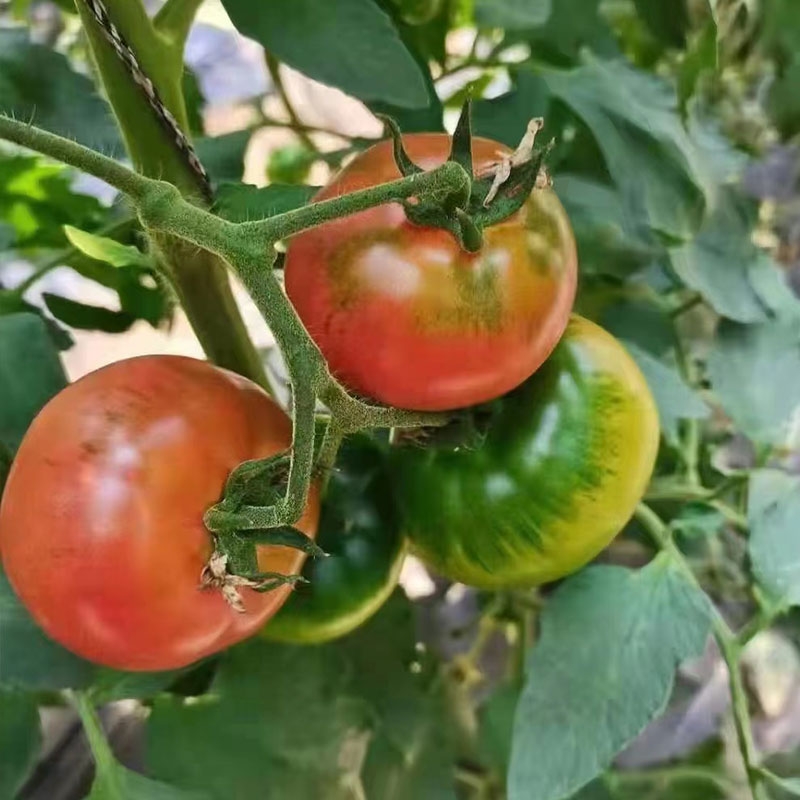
392,316 -> 659,588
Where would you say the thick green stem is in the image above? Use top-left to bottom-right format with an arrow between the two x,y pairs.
74,0 -> 269,389
634,504 -> 768,800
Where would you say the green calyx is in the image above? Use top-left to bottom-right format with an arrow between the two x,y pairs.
380,100 -> 553,253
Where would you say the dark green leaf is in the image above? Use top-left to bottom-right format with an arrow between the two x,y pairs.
632,0 -> 689,47
195,131 -> 252,185
0,312 -> 66,452
0,690 -> 40,799
478,683 -> 520,773
342,594 -> 457,800
475,0 -> 551,29
472,71 -> 550,147
508,557 -> 711,800
678,24 -> 717,114
220,0 -> 428,109
748,469 -> 800,607
43,294 -> 135,334
86,763 -> 210,800
0,28 -> 121,153
598,298 -> 675,358
147,641 -> 374,799
707,320 -> 800,445
668,190 -> 798,323
0,569 -> 95,691
624,342 -> 709,446
555,175 -> 662,278
214,183 -> 317,223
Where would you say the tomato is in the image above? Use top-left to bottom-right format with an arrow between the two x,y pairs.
392,316 -> 659,588
0,356 -> 319,671
263,435 -> 405,644
284,134 -> 577,411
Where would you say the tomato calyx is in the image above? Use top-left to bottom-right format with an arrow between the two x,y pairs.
380,100 -> 553,253
202,453 -> 326,610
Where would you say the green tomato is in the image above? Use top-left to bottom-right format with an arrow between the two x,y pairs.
266,144 -> 314,185
391,316 -> 660,588
262,435 -> 405,644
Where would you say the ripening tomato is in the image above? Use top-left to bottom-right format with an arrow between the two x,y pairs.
284,134 -> 577,411
392,316 -> 659,587
0,356 -> 319,671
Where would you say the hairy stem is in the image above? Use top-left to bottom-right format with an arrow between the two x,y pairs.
634,504 -> 767,800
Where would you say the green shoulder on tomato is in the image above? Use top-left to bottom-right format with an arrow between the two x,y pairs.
391,316 -> 660,588
262,434 -> 405,644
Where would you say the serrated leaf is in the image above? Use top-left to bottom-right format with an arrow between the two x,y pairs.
0,690 -> 40,799
624,342 -> 709,445
668,190 -> 798,323
0,28 -> 122,152
707,320 -> 800,445
63,225 -> 150,269
220,0 -> 428,109
43,294 -> 135,334
214,183 -> 318,223
748,469 -> 800,607
555,175 -> 662,278
475,0 -> 551,30
541,56 -> 725,239
0,312 -> 66,452
508,558 -> 711,800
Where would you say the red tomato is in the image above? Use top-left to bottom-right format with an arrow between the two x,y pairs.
0,356 -> 319,671
285,134 -> 578,411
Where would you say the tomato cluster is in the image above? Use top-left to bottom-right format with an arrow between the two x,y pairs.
0,132 -> 659,671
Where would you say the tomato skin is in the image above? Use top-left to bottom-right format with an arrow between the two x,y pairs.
392,316 -> 659,588
263,435 -> 404,644
284,134 -> 577,411
0,356 -> 319,671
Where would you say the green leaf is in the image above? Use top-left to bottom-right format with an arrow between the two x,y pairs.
43,294 -> 135,334
624,342 -> 709,445
214,183 -> 318,223
0,313 -> 66,452
0,152 -> 105,249
147,641 -> 374,799
195,131 -> 252,185
63,225 -> 150,269
707,320 -> 800,446
220,0 -> 428,109
339,594 -> 457,800
668,190 -> 798,323
748,469 -> 800,607
0,690 -> 40,799
632,0 -> 689,47
475,0 -> 551,29
0,569 -> 96,691
87,763 -> 210,800
555,175 -> 662,278
678,24 -> 717,113
508,557 -> 711,800
0,28 -> 122,153
541,56 -> 722,239
478,683 -> 520,773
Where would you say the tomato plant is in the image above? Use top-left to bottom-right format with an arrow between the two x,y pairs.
285,134 -> 577,411
263,435 -> 404,643
2,1 -> 800,799
393,316 -> 659,587
0,356 -> 319,670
